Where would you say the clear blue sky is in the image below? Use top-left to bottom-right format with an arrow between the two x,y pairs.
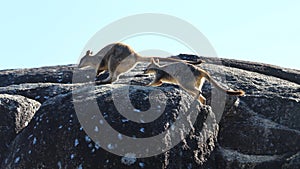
0,1 -> 299,70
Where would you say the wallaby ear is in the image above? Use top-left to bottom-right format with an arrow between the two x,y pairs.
86,50 -> 93,56
151,58 -> 155,63
86,50 -> 91,56
155,59 -> 160,64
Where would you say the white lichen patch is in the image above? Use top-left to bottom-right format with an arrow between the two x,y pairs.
103,112 -> 108,118
24,121 -> 29,127
95,142 -> 100,149
85,135 -> 91,142
139,162 -> 146,168
27,134 -> 33,140
171,125 -> 175,131
107,143 -> 115,150
33,137 -> 37,145
94,126 -> 99,132
77,163 -> 83,169
121,153 -> 137,166
118,133 -> 123,140
74,139 -> 79,147
139,128 -> 145,133
70,154 -> 75,160
57,161 -> 62,169
121,119 -> 129,123
14,157 -> 20,164
133,109 -> 141,113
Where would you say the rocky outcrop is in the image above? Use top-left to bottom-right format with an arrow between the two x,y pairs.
0,65 -> 75,87
0,94 -> 40,164
2,85 -> 219,169
0,55 -> 299,169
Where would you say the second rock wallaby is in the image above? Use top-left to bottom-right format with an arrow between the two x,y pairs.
144,58 -> 245,104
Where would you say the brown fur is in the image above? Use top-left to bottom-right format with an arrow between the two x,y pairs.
144,59 -> 245,104
78,42 -> 203,83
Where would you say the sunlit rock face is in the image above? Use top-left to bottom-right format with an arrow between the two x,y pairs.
0,55 -> 299,169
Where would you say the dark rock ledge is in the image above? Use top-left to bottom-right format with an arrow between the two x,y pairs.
0,55 -> 299,169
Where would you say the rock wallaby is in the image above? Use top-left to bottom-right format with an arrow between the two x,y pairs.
78,42 -> 203,84
144,58 -> 245,104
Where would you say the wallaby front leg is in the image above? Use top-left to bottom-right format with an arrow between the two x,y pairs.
95,73 -> 113,85
96,70 -> 106,77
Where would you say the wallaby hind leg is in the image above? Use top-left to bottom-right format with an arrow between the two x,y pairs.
183,86 -> 206,105
195,77 -> 206,104
147,80 -> 162,86
110,74 -> 119,83
147,75 -> 163,86
198,94 -> 206,105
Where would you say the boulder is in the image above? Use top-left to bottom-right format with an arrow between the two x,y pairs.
282,151 -> 300,169
2,85 -> 218,169
0,94 -> 40,164
0,83 -> 83,104
0,65 -> 75,87
0,54 -> 299,168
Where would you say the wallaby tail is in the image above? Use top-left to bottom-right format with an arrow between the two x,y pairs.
156,57 -> 204,65
186,59 -> 204,65
226,90 -> 245,96
204,73 -> 245,96
142,56 -> 203,65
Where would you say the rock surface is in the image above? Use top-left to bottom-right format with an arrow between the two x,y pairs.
0,55 -> 299,169
0,94 -> 40,164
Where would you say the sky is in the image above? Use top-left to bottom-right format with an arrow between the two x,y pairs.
0,1 -> 299,70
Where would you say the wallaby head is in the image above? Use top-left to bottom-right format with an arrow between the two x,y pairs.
144,58 -> 161,74
78,50 -> 95,68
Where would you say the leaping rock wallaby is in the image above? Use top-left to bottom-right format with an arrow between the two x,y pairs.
78,42 -> 203,84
